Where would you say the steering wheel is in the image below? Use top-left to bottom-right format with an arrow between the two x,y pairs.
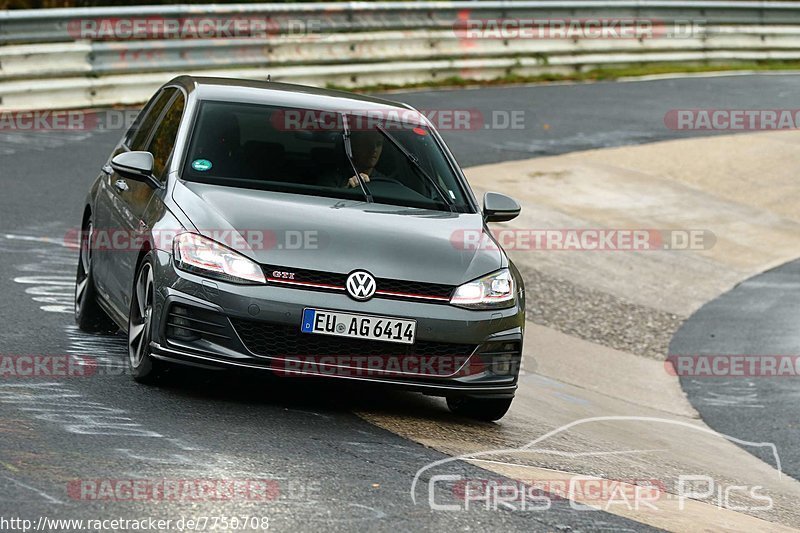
367,175 -> 406,186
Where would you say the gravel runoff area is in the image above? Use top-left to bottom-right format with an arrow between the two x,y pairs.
516,263 -> 684,360
465,129 -> 800,362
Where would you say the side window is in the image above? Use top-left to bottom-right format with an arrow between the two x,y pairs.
146,92 -> 185,180
127,88 -> 177,151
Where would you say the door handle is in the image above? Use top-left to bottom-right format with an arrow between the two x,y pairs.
114,179 -> 129,192
102,165 -> 113,176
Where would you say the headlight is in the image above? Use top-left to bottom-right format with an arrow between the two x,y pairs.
450,269 -> 515,309
173,233 -> 266,284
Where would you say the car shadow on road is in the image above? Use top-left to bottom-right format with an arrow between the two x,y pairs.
144,363 -> 494,426
77,328 -> 494,427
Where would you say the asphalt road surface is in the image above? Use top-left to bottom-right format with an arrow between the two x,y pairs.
2,74 -> 798,531
398,73 -> 800,166
669,259 -> 800,483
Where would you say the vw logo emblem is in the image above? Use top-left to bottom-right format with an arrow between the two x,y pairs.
346,270 -> 377,301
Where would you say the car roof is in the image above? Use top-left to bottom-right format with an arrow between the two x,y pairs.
168,75 -> 414,113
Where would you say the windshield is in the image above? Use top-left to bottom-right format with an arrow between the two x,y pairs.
182,101 -> 473,212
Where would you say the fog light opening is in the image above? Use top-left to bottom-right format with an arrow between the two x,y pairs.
167,305 -> 201,342
494,354 -> 513,375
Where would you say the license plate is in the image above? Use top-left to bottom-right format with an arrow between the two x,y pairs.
301,308 -> 416,345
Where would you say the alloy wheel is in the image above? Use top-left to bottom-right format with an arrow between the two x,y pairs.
129,262 -> 154,369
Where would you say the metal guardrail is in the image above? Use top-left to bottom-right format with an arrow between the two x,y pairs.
2,1 -> 800,110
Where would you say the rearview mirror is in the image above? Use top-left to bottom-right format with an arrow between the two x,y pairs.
483,192 -> 520,223
110,151 -> 159,189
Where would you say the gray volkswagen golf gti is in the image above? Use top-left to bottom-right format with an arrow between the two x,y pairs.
75,76 -> 525,421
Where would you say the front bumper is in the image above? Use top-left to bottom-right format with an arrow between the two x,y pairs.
149,250 -> 525,398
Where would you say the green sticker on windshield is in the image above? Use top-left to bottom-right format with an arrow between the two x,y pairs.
192,159 -> 212,172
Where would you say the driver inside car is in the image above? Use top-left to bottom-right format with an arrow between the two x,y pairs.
343,130 -> 385,188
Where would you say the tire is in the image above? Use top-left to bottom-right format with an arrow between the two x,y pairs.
446,396 -> 513,422
128,253 -> 164,384
74,219 -> 117,333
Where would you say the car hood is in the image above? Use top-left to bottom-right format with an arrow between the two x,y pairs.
172,181 -> 503,285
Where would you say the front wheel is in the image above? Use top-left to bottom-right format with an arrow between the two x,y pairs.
75,219 -> 117,333
128,255 -> 164,383
446,396 -> 513,422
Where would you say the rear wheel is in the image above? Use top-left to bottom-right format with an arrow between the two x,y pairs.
128,255 -> 164,383
446,396 -> 513,422
75,219 -> 117,333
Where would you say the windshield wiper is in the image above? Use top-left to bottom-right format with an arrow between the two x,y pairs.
341,114 -> 373,203
374,124 -> 457,212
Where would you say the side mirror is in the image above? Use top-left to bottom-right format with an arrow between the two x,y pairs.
110,151 -> 159,189
483,192 -> 520,223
